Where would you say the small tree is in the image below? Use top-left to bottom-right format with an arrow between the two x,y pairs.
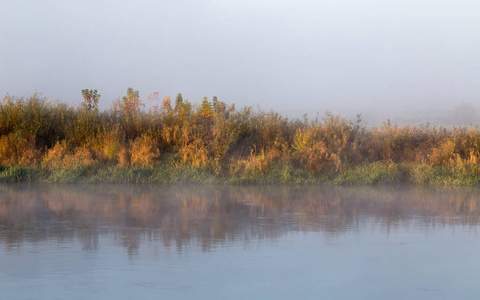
201,96 -> 213,119
122,87 -> 143,112
81,89 -> 100,110
162,95 -> 173,114
175,93 -> 184,111
212,96 -> 218,111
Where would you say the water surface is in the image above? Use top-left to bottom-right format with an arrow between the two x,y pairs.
1,184 -> 480,299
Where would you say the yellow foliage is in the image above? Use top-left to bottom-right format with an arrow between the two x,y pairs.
42,142 -> 95,168
130,135 -> 160,167
429,140 -> 455,166
178,141 -> 208,167
118,148 -> 131,167
63,147 -> 96,167
0,133 -> 41,166
293,129 -> 330,173
230,149 -> 270,176
101,128 -> 123,161
42,141 -> 69,169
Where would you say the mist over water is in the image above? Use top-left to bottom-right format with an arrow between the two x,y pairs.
2,0 -> 480,121
1,184 -> 480,298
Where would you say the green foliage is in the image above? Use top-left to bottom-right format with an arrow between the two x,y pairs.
175,93 -> 184,111
0,166 -> 45,182
122,87 -> 143,112
81,89 -> 101,111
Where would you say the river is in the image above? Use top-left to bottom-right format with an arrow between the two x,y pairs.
1,184 -> 479,299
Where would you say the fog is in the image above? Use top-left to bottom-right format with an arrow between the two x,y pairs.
1,0 -> 480,123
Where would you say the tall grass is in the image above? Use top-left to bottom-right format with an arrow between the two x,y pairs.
2,91 -> 480,184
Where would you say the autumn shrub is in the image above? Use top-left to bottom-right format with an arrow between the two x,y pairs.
0,133 -> 41,166
130,134 -> 160,167
254,110 -> 296,152
42,142 -> 97,169
374,122 -> 447,164
320,112 -> 365,170
229,149 -> 270,177
66,108 -> 103,148
0,94 -> 73,151
426,127 -> 480,167
223,106 -> 257,158
292,128 -> 330,174
450,127 -> 480,160
42,141 -> 70,169
291,113 -> 365,173
66,147 -> 96,167
429,139 -> 456,166
100,125 -> 125,162
118,148 -> 131,167
177,140 -> 209,167
205,100 -> 239,173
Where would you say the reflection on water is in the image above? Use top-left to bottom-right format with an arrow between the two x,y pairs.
1,184 -> 479,254
1,184 -> 480,298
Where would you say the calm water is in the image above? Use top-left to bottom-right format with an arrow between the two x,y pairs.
1,184 -> 480,299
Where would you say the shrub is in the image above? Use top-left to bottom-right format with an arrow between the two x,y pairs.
130,134 -> 160,167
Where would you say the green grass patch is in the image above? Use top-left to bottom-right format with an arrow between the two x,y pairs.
0,166 -> 46,182
334,162 -> 408,185
411,164 -> 480,185
0,162 -> 479,186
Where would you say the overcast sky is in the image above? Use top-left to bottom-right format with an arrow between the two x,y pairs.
1,0 -> 480,117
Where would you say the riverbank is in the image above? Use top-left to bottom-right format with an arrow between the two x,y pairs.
2,92 -> 480,185
2,161 -> 479,185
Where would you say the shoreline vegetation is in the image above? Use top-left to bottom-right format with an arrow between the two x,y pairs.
2,90 -> 480,185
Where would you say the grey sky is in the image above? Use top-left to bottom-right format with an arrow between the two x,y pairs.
1,0 -> 480,117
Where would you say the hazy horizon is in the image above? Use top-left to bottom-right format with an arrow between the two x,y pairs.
2,0 -> 480,121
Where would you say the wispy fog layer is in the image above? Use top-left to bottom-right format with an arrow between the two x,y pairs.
1,0 -> 480,122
